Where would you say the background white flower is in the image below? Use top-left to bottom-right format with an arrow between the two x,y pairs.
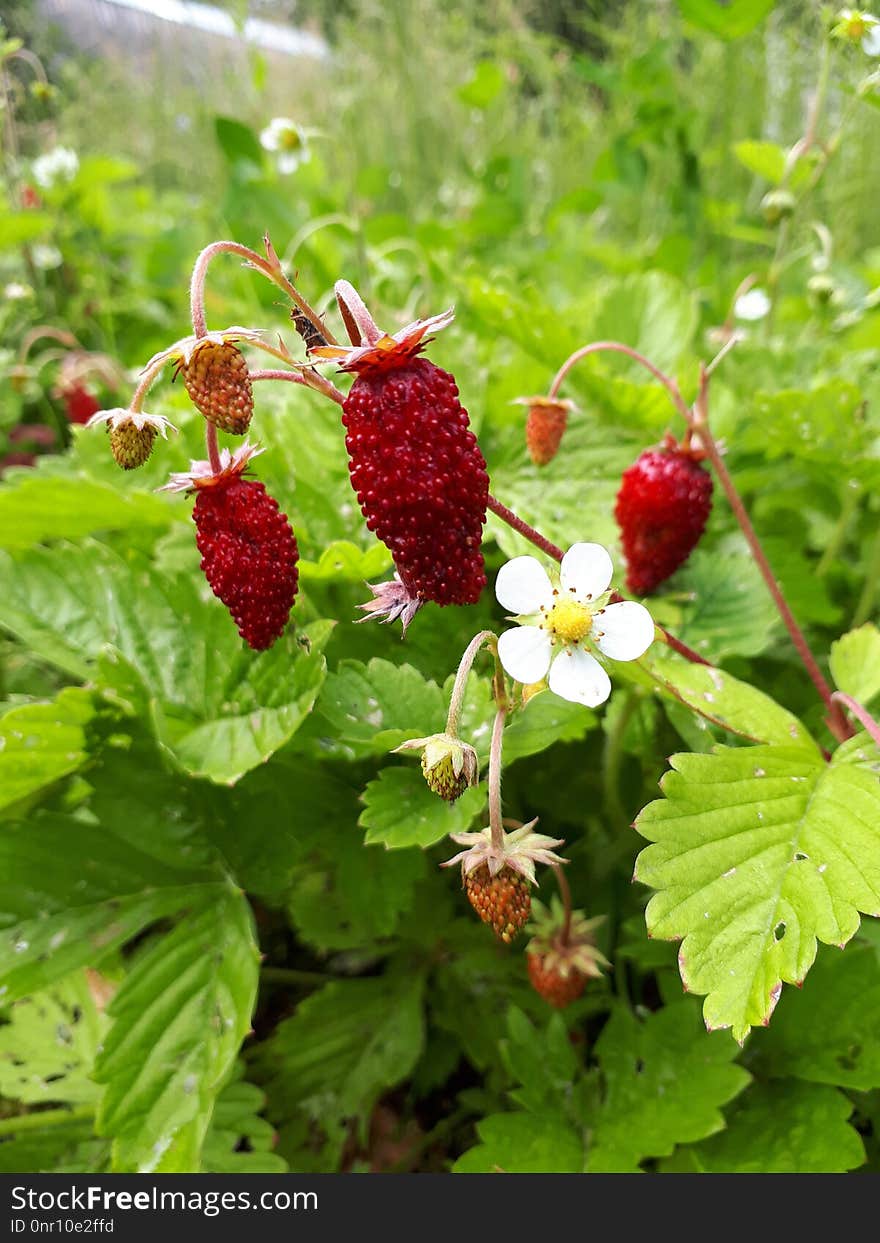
734,287 -> 771,321
495,542 -> 655,708
31,146 -> 79,189
260,118 -> 310,175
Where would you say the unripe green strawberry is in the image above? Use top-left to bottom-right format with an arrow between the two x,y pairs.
394,732 -> 479,803
108,420 -> 157,470
761,188 -> 796,225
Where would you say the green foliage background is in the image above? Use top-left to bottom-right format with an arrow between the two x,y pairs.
1,0 -> 880,1173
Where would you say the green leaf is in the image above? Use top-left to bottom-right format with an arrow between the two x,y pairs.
0,1117 -> 107,1174
831,624 -> 880,707
0,688 -> 94,814
669,1082 -> 865,1172
677,0 -> 776,40
503,691 -> 597,764
250,974 -> 425,1135
592,272 -> 697,373
0,543 -> 331,784
731,140 -> 786,184
457,61 -> 506,109
167,620 -> 332,785
0,810 -> 224,1002
202,1072 -> 287,1173
94,888 -> 259,1173
314,658 -> 445,758
635,743 -> 880,1041
656,547 -> 780,663
298,539 -> 391,583
214,116 -> 263,167
453,1112 -> 584,1173
752,943 -> 880,1090
360,766 -> 486,849
0,971 -> 107,1105
634,649 -> 819,753
587,1002 -> 748,1171
0,475 -> 175,551
0,209 -> 52,249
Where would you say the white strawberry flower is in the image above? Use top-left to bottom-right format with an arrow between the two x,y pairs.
259,118 -> 311,174
495,543 -> 655,708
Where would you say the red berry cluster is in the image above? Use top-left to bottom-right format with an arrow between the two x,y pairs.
342,358 -> 488,606
194,478 -> 299,651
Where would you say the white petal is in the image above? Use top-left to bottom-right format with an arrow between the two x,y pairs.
548,647 -> 611,708
560,543 -> 613,601
498,626 -> 552,685
495,556 -> 554,614
592,601 -> 655,662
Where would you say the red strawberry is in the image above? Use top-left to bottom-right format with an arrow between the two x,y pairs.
615,436 -> 713,595
518,396 -> 573,467
527,953 -> 587,1009
465,864 -> 531,943
62,383 -> 101,425
317,304 -> 488,608
194,477 -> 298,650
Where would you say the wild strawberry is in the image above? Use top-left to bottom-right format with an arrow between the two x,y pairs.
86,408 -> 175,471
194,481 -> 298,651
144,329 -> 264,435
525,898 -> 608,1010
313,296 -> 488,610
516,396 -> 574,467
442,819 -> 566,943
161,443 -> 298,649
62,382 -> 101,425
465,864 -> 531,943
614,435 -> 713,595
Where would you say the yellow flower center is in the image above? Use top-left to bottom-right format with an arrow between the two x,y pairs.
280,127 -> 303,152
545,597 -> 593,644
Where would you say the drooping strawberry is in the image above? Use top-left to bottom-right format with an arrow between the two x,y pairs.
144,328 -> 265,436
614,434 -> 713,596
525,898 -> 609,1009
85,407 -> 176,471
312,290 -> 489,611
516,396 -> 574,467
163,444 -> 298,651
442,819 -> 566,944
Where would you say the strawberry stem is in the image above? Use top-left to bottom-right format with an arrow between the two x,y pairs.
692,365 -> 852,743
189,238 -> 334,348
830,692 -> 880,749
249,367 -> 346,406
553,863 -> 573,947
205,422 -> 222,476
446,630 -> 501,738
548,340 -> 693,425
487,706 -> 507,852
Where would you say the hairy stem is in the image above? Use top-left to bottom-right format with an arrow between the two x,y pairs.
446,630 -> 498,737
249,366 -> 346,407
549,340 -> 693,425
205,422 -> 222,475
553,862 -> 573,947
831,693 -> 880,749
189,238 -> 333,345
487,706 -> 507,851
692,368 -> 850,741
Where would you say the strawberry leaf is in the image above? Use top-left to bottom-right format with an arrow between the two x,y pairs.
360,766 -> 486,849
453,1113 -> 584,1173
830,623 -> 880,708
0,688 -> 94,814
635,743 -> 880,1041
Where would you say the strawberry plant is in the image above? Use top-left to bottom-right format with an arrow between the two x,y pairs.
1,0 -> 880,1178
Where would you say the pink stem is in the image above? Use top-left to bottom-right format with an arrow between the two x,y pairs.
831,692 -> 880,749
549,340 -> 693,425
250,367 -> 346,407
205,422 -> 222,475
487,706 -> 507,852
692,367 -> 851,742
553,863 -> 573,947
